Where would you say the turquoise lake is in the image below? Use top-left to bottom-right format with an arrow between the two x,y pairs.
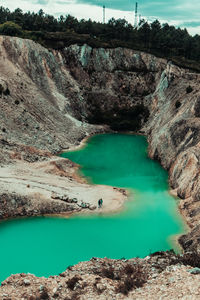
0,134 -> 186,282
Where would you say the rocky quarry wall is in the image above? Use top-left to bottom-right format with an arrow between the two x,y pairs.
0,36 -> 200,255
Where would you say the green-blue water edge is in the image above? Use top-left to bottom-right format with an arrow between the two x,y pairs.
0,134 -> 186,282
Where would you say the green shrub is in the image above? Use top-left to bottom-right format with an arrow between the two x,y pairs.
4,88 -> 10,95
66,276 -> 81,290
0,21 -> 22,36
186,85 -> 193,94
39,286 -> 49,299
101,266 -> 115,279
175,100 -> 181,109
170,251 -> 200,268
115,264 -> 147,295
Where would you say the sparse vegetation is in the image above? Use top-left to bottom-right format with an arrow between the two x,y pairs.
175,100 -> 181,109
4,88 -> 10,95
94,263 -> 148,296
194,98 -> 200,117
39,286 -> 49,299
0,85 -> 10,96
115,264 -> 148,295
0,84 -> 4,94
116,277 -> 135,295
66,275 -> 81,290
170,251 -> 200,268
186,85 -> 193,93
93,279 -> 106,295
101,266 -> 115,280
123,263 -> 136,274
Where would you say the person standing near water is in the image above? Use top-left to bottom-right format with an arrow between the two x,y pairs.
98,198 -> 103,208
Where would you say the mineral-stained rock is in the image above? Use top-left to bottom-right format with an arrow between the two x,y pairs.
145,63 -> 200,250
188,267 -> 200,274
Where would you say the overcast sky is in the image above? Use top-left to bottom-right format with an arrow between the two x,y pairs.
1,0 -> 200,35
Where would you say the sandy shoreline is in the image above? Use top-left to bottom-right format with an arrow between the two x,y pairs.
0,152 -> 128,220
58,132 -> 129,216
59,134 -> 91,153
55,186 -> 128,218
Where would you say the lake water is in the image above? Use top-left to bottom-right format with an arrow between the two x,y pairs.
0,134 -> 186,282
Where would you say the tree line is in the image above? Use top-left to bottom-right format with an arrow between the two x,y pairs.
0,6 -> 200,70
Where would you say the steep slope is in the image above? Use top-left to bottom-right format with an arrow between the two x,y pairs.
0,37 -> 166,155
62,44 -> 166,129
0,36 -> 100,155
145,63 -> 200,251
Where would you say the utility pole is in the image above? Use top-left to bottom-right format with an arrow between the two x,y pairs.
134,2 -> 138,28
103,5 -> 105,24
139,14 -> 141,25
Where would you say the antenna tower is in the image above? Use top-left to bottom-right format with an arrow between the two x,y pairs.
139,14 -> 141,25
103,5 -> 105,24
134,2 -> 138,28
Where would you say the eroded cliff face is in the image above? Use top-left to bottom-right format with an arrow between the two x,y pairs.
61,44 -> 200,252
0,37 -> 166,154
0,36 -> 104,157
62,44 -> 166,130
0,36 -> 200,249
144,63 -> 200,251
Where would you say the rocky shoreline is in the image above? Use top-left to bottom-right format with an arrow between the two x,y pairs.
1,251 -> 200,299
0,143 -> 127,220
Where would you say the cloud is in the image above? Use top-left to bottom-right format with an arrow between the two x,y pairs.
0,0 -> 136,23
187,26 -> 200,36
77,0 -> 131,11
36,0 -> 49,5
56,0 -> 75,4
